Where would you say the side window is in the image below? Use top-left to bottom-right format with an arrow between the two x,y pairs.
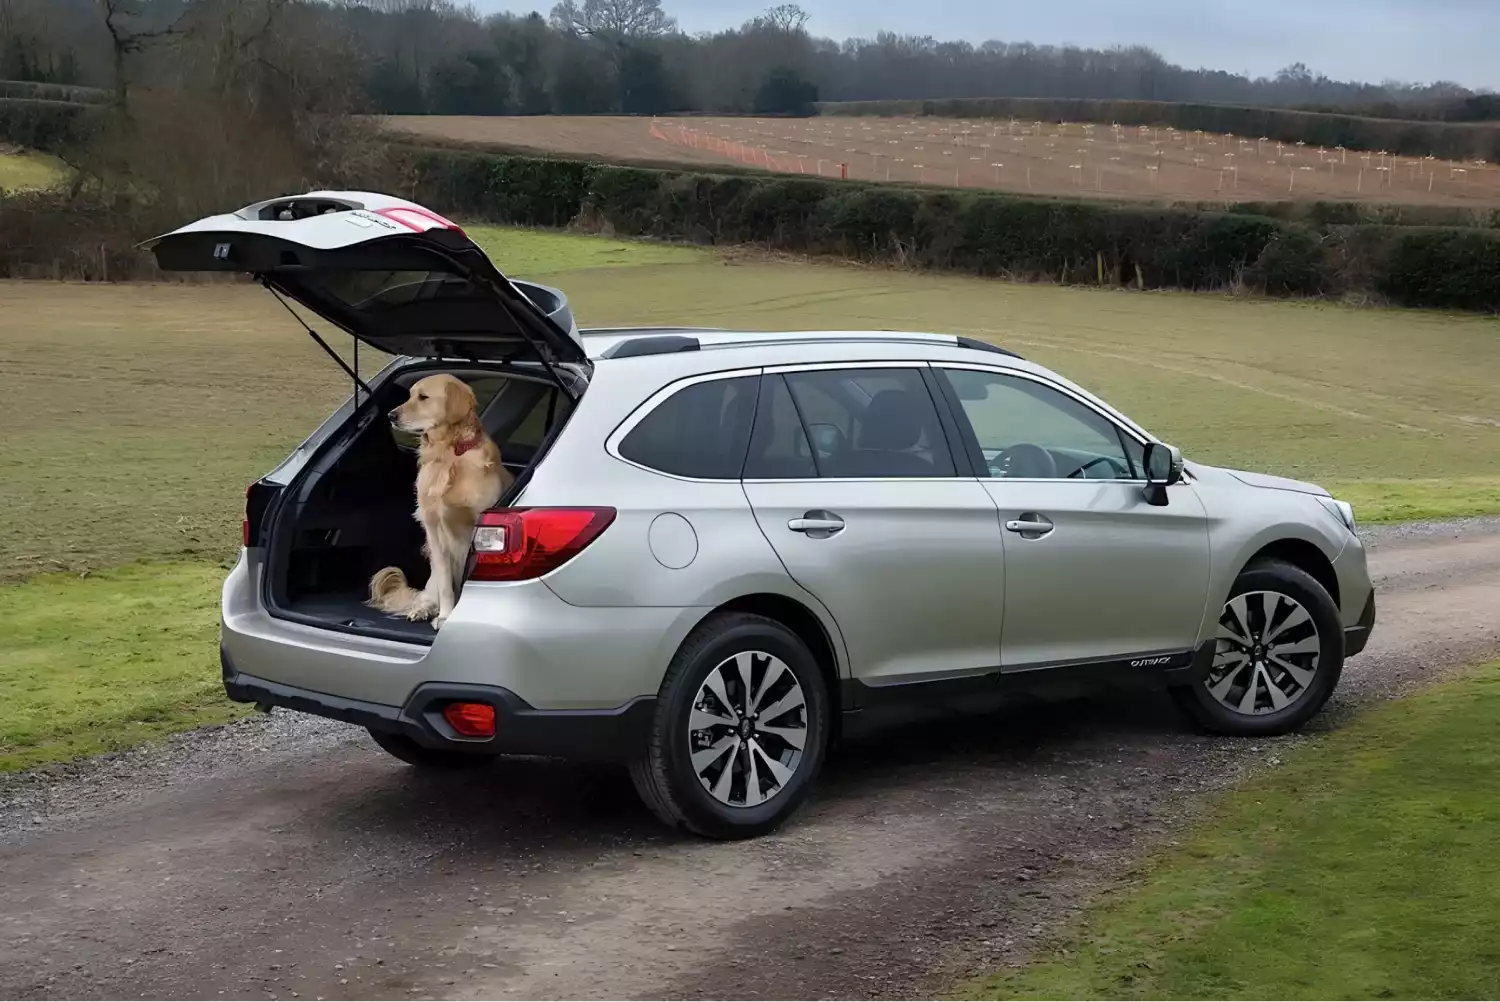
775,367 -> 956,479
744,374 -> 818,479
505,387 -> 571,451
941,368 -> 1141,480
618,375 -> 759,479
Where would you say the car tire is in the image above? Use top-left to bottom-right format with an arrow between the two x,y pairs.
629,612 -> 831,840
367,729 -> 498,770
1173,559 -> 1345,737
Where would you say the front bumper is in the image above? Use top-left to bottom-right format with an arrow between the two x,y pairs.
222,647 -> 655,762
1343,589 -> 1377,658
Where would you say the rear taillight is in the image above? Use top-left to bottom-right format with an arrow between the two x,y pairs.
469,508 -> 616,582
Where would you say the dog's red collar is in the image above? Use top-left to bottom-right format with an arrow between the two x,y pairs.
453,432 -> 483,457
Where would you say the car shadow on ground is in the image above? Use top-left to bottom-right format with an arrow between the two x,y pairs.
307,688 -> 1194,847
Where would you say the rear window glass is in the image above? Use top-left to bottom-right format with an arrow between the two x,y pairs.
319,270 -> 473,309
619,376 -> 760,479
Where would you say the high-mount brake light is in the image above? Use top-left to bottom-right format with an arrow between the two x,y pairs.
469,508 -> 616,582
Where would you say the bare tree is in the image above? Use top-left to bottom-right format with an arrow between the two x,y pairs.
98,0 -> 191,104
548,0 -> 675,39
756,3 -> 808,33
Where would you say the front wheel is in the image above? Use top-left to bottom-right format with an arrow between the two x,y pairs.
1173,559 -> 1344,737
629,612 -> 831,839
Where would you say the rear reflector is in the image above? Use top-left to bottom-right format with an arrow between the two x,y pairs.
469,507 -> 616,582
443,702 -> 496,738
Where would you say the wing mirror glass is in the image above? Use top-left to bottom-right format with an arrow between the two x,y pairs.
1142,442 -> 1184,506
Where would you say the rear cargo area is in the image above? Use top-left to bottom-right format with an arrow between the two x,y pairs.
264,364 -> 575,643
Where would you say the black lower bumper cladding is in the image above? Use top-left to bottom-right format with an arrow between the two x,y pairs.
221,647 -> 654,762
1343,590 -> 1377,658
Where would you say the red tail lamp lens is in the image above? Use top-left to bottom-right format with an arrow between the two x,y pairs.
443,702 -> 496,738
469,508 -> 616,582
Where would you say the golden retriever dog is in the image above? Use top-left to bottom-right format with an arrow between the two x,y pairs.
368,374 -> 512,630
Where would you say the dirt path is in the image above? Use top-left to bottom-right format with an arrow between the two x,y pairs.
3,522 -> 1499,1001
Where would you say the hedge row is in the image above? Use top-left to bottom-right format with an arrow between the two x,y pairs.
391,148 -> 1500,311
1215,200 -> 1500,230
0,97 -> 103,151
0,81 -> 109,104
816,97 -> 1500,163
6,148 -> 1500,311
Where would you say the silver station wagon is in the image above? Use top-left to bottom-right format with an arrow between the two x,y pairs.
147,191 -> 1376,839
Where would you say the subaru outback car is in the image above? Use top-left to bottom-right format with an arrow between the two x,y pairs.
148,191 -> 1376,840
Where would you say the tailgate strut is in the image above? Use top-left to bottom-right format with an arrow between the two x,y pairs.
263,280 -> 374,402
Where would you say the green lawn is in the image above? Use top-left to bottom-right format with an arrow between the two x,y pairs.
963,661 -> 1500,1001
0,148 -> 68,192
2,225 -> 1499,770
0,563 -> 242,772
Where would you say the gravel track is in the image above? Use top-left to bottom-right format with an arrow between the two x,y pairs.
3,519 -> 1499,1001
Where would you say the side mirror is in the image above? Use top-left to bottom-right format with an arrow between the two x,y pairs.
1142,442 -> 1184,507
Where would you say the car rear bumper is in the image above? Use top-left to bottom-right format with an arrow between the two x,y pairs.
222,646 -> 655,762
222,552 -> 699,710
1343,589 -> 1377,658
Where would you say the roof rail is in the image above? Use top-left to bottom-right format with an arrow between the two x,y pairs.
955,335 -> 1023,359
600,334 -> 702,359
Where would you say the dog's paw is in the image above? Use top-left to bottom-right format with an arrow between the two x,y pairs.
405,602 -> 436,622
432,612 -> 449,631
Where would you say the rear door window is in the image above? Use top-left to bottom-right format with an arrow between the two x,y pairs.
770,367 -> 956,479
618,375 -> 760,479
744,374 -> 818,479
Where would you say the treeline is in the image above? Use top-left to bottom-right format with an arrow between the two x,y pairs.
1296,94 -> 1500,124
7,147 -> 1500,313
0,0 -> 1490,120
820,98 -> 1500,163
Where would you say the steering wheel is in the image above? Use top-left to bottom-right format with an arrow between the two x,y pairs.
991,443 -> 1058,479
1067,455 -> 1131,480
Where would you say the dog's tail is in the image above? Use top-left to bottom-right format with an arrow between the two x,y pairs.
368,566 -> 424,614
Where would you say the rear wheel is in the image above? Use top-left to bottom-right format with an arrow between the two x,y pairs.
367,729 -> 498,770
1173,559 -> 1344,736
629,612 -> 830,839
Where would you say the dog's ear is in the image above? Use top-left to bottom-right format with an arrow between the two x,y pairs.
444,377 -> 477,426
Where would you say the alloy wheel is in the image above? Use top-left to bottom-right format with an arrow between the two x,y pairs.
688,650 -> 808,807
1208,590 -> 1323,715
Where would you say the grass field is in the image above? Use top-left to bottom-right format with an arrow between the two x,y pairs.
0,148 -> 68,192
2,225 -> 1499,769
5,229 -> 1500,583
963,660 -> 1500,1000
385,115 -> 1500,207
0,563 -> 236,772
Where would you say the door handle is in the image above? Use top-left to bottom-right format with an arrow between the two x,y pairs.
1005,513 -> 1054,537
788,511 -> 845,536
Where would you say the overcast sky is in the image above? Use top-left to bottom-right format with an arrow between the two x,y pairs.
470,0 -> 1496,90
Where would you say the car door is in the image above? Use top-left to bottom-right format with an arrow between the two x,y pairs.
934,365 -> 1211,670
740,364 -> 1006,687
